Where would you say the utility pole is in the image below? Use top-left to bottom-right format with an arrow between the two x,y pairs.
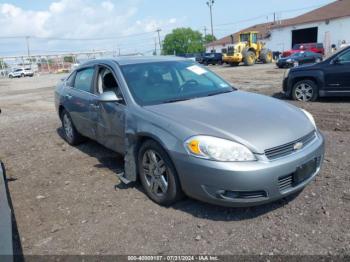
25,36 -> 31,67
273,12 -> 276,23
203,26 -> 207,37
154,37 -> 157,56
156,28 -> 162,55
206,0 -> 215,38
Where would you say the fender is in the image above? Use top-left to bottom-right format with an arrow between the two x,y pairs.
287,69 -> 325,93
122,112 -> 179,183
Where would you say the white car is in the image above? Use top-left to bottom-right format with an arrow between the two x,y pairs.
8,68 -> 34,78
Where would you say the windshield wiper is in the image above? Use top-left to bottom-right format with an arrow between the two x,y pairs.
207,90 -> 233,97
162,97 -> 192,104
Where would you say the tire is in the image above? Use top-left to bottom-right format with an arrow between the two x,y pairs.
218,60 -> 223,65
138,140 -> 183,206
61,109 -> 85,145
292,80 -> 319,102
260,49 -> 273,63
21,73 -> 25,77
9,75 -> 13,79
243,51 -> 256,66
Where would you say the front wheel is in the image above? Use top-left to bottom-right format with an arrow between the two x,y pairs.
138,140 -> 183,206
292,80 -> 318,102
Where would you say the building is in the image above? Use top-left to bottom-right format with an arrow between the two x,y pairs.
206,0 -> 350,55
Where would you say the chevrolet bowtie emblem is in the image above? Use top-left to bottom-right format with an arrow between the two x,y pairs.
293,142 -> 304,150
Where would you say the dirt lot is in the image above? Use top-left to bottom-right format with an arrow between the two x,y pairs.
0,64 -> 349,256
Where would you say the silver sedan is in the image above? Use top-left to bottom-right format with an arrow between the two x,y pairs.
55,56 -> 325,207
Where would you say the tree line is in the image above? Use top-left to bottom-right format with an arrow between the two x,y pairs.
162,28 -> 216,55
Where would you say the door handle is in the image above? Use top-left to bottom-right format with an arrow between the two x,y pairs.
65,94 -> 73,99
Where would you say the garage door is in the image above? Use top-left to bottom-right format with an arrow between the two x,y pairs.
292,27 -> 318,47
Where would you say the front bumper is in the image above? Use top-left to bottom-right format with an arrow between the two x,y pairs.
223,54 -> 242,63
172,131 -> 325,207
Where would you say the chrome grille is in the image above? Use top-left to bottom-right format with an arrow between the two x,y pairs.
265,132 -> 316,160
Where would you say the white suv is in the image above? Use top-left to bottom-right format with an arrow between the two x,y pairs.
8,68 -> 34,78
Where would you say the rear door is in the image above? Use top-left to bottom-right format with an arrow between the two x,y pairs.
64,66 -> 97,138
324,49 -> 350,91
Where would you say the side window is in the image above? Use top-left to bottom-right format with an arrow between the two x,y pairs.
96,67 -> 119,94
74,68 -> 94,93
96,66 -> 125,103
338,50 -> 350,63
66,72 -> 76,87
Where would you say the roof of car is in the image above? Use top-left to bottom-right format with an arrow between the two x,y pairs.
84,56 -> 188,66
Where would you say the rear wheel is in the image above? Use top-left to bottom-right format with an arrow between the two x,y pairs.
21,73 -> 25,77
138,140 -> 183,206
292,80 -> 318,102
61,110 -> 85,145
243,51 -> 256,66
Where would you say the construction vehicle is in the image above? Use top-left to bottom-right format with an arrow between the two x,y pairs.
222,31 -> 273,66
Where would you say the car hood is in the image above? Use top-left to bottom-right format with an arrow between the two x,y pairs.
144,91 -> 314,154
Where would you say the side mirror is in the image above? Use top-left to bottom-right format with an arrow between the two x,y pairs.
98,91 -> 123,103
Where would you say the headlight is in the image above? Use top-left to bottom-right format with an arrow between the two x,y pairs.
286,58 -> 292,62
301,109 -> 317,129
185,136 -> 256,162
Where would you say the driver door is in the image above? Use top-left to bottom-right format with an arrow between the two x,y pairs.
324,49 -> 350,91
91,65 -> 126,154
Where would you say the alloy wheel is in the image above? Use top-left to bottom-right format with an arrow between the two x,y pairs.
294,83 -> 313,102
142,150 -> 169,197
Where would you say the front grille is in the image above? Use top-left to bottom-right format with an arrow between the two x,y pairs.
278,174 -> 293,191
265,132 -> 316,160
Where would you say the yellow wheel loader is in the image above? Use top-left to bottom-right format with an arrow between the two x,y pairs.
223,31 -> 273,66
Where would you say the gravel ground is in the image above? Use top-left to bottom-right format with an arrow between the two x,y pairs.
0,64 -> 349,256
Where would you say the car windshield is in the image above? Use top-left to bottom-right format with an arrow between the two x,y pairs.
121,60 -> 234,106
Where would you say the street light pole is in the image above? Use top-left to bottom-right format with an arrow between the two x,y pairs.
206,0 -> 215,38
